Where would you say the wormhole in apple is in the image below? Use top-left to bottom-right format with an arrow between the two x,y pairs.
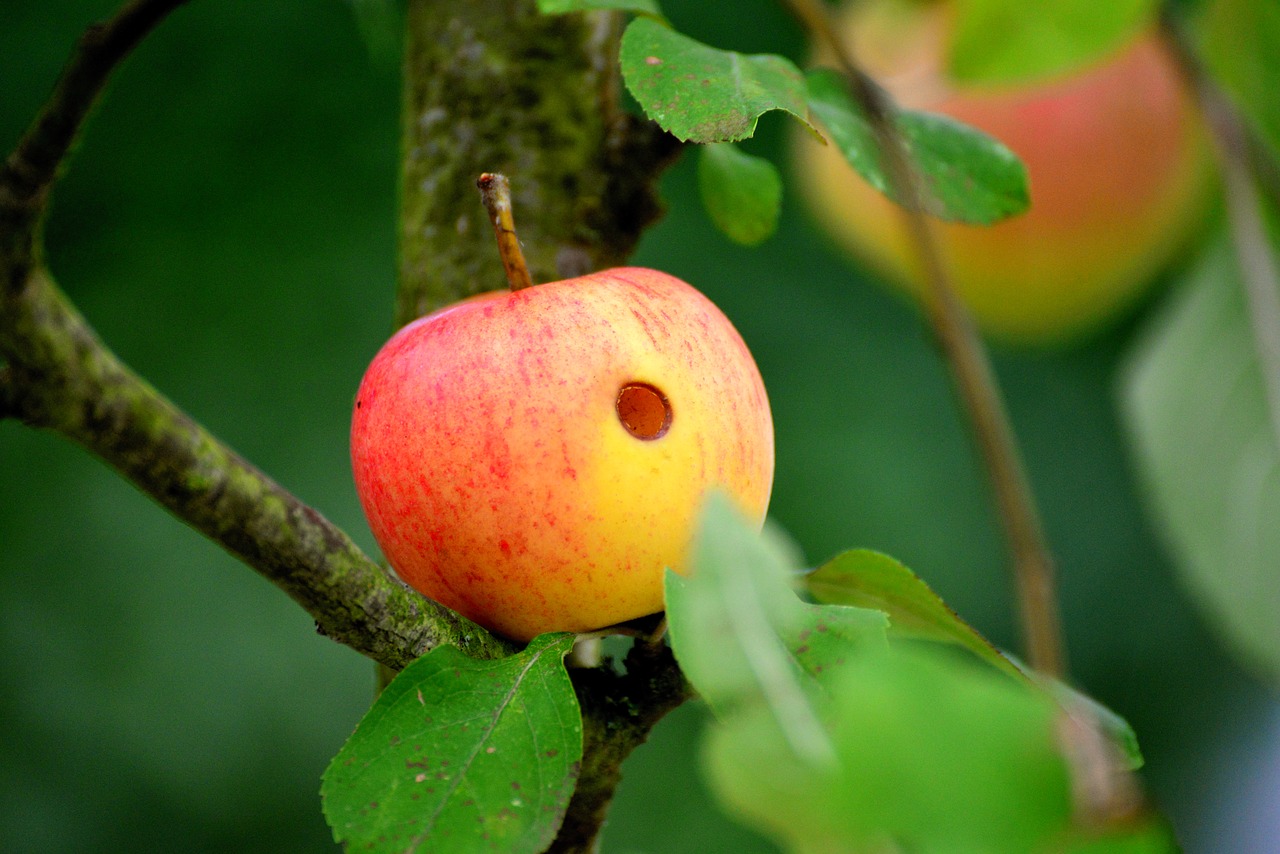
616,382 -> 671,440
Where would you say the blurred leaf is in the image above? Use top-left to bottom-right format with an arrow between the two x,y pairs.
1049,678 -> 1146,771
620,17 -> 817,142
697,143 -> 782,246
949,0 -> 1158,85
346,0 -> 402,67
665,493 -> 888,766
703,645 -> 1073,854
805,68 -> 1029,225
805,549 -> 1021,680
1201,0 -> 1280,157
537,0 -> 663,15
321,634 -> 582,853
1122,238 -> 1280,683
1057,815 -> 1180,853
807,550 -> 1146,769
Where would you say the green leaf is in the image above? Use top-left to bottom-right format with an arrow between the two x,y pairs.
1057,815 -> 1179,853
805,68 -> 1029,225
665,493 -> 888,766
805,549 -> 1023,681
1122,237 -> 1280,684
1048,678 -> 1146,772
1201,0 -> 1280,157
346,0 -> 402,66
703,645 -> 1074,854
949,0 -> 1159,85
536,0 -> 663,16
697,143 -> 782,246
321,634 -> 582,853
806,550 -> 1146,770
620,17 -> 817,142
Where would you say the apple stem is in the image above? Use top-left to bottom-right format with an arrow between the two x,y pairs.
477,172 -> 536,291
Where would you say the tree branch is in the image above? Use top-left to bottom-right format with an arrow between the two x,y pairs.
1160,8 -> 1280,454
397,0 -> 678,326
0,0 -> 515,669
783,0 -> 1156,826
782,0 -> 1066,680
398,2 -> 687,848
1,0 -> 189,269
0,266 -> 512,668
550,641 -> 690,853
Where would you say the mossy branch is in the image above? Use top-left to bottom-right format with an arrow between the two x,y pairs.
550,641 -> 690,853
396,0 -> 678,326
0,0 -> 512,669
399,2 -> 685,849
4,0 -> 687,849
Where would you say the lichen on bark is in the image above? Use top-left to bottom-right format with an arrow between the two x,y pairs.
396,0 -> 676,326
397,2 -> 689,849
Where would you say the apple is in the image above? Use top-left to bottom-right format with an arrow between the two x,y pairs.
795,0 -> 1216,344
350,267 -> 774,641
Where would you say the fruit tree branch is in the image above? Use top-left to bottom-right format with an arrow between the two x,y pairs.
0,0 -> 513,669
1,0 -> 188,268
399,3 -> 687,850
396,0 -> 679,327
1160,8 -> 1280,454
1,271 -> 512,670
549,640 -> 691,853
781,0 -> 1066,680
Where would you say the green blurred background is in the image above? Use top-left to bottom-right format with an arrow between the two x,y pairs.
1,2 -> 1276,851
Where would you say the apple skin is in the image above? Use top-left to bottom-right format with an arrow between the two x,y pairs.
796,0 -> 1216,344
350,267 -> 774,641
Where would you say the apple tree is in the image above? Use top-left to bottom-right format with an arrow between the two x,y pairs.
1,0 -> 1277,851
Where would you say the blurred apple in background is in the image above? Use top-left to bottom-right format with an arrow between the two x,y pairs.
350,267 -> 775,641
795,0 -> 1216,344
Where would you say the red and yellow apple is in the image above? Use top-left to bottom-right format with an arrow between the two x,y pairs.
795,0 -> 1216,344
350,267 -> 774,641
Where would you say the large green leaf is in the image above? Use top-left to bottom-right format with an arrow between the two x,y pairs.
697,143 -> 782,246
1201,0 -> 1280,158
805,68 -> 1029,225
665,493 -> 888,766
620,17 -> 816,142
703,645 -> 1078,854
1122,238 -> 1280,683
321,634 -> 582,853
949,0 -> 1159,85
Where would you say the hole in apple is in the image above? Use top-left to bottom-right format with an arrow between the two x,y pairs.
616,382 -> 671,440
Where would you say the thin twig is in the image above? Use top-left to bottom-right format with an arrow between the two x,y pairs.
1160,8 -> 1280,452
1,0 -> 188,223
782,0 -> 1065,678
